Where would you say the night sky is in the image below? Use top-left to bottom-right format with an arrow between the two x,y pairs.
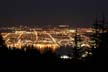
0,0 -> 108,27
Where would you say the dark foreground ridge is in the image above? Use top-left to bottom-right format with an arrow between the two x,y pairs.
0,32 -> 106,71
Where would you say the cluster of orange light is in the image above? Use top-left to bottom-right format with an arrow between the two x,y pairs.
33,44 -> 59,52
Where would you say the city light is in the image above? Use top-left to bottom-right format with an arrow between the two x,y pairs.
60,55 -> 72,59
1,26 -> 95,53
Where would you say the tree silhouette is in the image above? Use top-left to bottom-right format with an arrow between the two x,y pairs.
91,15 -> 108,69
73,28 -> 83,59
0,33 -> 6,48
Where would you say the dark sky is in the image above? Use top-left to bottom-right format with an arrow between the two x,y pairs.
0,0 -> 108,27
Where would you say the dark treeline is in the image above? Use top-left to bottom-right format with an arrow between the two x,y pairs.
86,15 -> 108,70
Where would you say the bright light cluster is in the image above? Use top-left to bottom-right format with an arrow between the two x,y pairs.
1,28 -> 94,52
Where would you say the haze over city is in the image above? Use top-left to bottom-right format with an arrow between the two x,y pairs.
0,0 -> 108,27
